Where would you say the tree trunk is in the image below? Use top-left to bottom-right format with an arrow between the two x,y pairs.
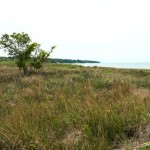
23,67 -> 28,75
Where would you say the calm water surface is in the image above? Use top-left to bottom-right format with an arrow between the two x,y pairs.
75,63 -> 150,69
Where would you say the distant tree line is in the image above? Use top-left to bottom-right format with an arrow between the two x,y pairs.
49,58 -> 100,63
0,57 -> 100,64
0,56 -> 15,61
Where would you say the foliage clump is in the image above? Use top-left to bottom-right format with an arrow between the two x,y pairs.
0,32 -> 56,75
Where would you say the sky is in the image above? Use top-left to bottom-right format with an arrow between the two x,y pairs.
0,0 -> 150,62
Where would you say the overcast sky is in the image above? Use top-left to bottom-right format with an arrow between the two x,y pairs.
0,0 -> 150,62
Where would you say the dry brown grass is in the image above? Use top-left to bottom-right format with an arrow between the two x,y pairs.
0,62 -> 150,149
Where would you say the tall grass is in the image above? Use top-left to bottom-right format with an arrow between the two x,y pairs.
0,62 -> 150,149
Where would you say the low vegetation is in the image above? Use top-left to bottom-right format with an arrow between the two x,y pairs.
0,61 -> 150,149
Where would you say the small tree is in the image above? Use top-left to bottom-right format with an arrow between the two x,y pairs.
0,32 -> 55,75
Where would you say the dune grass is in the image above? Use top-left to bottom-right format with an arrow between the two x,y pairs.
0,61 -> 150,149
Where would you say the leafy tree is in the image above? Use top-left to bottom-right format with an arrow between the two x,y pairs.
0,32 -> 55,75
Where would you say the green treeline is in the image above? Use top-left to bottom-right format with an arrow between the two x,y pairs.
0,56 -> 100,64
49,58 -> 100,63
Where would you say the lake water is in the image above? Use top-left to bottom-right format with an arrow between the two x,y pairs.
75,63 -> 150,69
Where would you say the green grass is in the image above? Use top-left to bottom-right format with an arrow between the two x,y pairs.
138,142 -> 150,150
0,61 -> 150,149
